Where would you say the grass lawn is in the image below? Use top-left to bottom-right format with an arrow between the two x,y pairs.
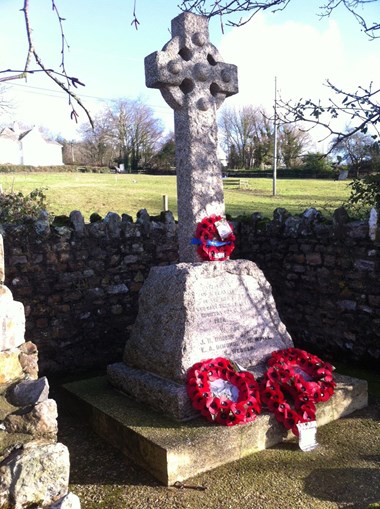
0,173 -> 352,222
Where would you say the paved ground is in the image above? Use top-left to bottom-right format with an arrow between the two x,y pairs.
55,385 -> 380,509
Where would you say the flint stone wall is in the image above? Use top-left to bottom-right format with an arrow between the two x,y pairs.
1,207 -> 379,376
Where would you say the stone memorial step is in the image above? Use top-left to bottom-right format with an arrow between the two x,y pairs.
64,374 -> 368,486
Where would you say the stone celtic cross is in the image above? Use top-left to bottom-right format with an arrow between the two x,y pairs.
145,12 -> 238,262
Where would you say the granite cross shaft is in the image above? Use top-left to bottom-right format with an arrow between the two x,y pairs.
145,12 -> 238,262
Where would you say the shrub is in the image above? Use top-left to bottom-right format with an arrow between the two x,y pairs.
348,174 -> 380,209
301,153 -> 335,177
0,188 -> 48,223
0,165 -> 110,174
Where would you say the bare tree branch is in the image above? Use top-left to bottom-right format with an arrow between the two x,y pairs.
179,0 -> 291,27
319,0 -> 380,39
276,80 -> 380,153
0,0 -> 94,127
179,0 -> 379,35
131,0 -> 140,29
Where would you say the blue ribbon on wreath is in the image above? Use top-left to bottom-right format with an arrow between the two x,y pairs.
191,238 -> 232,247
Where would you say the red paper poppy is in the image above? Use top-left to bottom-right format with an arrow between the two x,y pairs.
261,347 -> 336,436
193,215 -> 236,262
186,357 -> 261,426
267,348 -> 336,404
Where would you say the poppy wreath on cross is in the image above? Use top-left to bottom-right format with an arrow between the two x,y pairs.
192,215 -> 236,261
261,348 -> 336,436
186,357 -> 262,426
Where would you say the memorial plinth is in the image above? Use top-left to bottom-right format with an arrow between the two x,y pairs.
65,373 -> 368,486
108,259 -> 293,420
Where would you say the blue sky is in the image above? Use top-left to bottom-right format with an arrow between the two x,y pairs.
0,0 -> 379,148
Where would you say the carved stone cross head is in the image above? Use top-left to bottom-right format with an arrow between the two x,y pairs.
144,12 -> 238,112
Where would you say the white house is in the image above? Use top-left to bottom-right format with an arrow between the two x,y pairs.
0,126 -> 63,166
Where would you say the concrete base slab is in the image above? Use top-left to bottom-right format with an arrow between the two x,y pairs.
63,374 -> 368,486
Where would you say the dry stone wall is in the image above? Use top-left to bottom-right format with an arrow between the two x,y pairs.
0,234 -> 80,509
236,207 -> 380,364
1,210 -> 178,375
1,207 -> 379,376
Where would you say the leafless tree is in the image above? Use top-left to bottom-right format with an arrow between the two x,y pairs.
77,98 -> 164,170
279,124 -> 312,168
104,98 -> 163,171
219,105 -> 310,168
78,115 -> 116,166
219,105 -> 262,168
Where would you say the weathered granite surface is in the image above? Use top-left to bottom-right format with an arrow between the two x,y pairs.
107,363 -> 195,420
6,376 -> 49,407
0,441 -> 70,508
66,373 -> 368,485
109,259 -> 293,419
49,492 -> 81,509
123,259 -> 292,382
4,398 -> 58,437
145,12 -> 238,262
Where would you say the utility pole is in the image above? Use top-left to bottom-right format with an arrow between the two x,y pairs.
273,76 -> 278,196
70,142 -> 75,163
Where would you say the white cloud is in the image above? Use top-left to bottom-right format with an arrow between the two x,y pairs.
217,13 -> 380,148
219,14 -> 348,111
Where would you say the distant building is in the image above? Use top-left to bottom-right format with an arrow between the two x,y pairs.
0,126 -> 63,166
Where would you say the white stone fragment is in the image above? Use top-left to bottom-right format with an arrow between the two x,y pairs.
0,286 -> 25,352
0,441 -> 70,508
48,492 -> 82,509
369,207 -> 378,241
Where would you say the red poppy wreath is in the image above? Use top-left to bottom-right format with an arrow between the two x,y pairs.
186,357 -> 261,426
192,215 -> 235,261
261,348 -> 336,436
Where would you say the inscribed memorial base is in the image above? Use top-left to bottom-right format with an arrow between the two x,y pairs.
108,259 -> 293,420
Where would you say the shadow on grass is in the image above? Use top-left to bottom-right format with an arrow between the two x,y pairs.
304,467 -> 380,509
57,407 -> 161,488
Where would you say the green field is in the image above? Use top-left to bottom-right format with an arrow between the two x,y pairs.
0,173 -> 352,222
